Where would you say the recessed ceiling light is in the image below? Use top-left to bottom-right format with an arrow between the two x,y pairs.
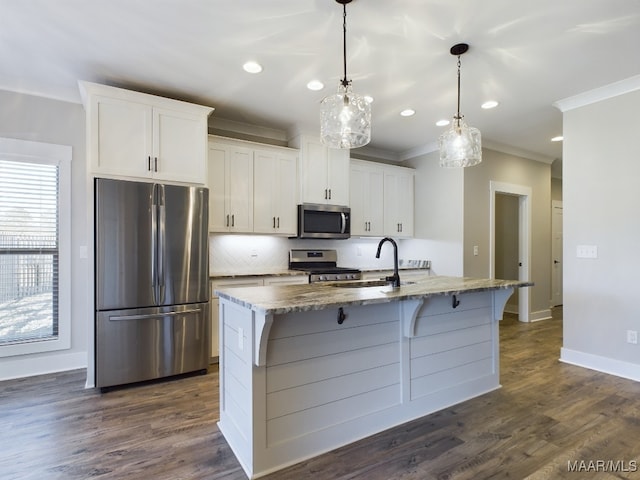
481,100 -> 499,109
307,80 -> 324,91
551,136 -> 564,142
364,95 -> 374,104
400,109 -> 415,117
242,61 -> 263,74
436,119 -> 450,127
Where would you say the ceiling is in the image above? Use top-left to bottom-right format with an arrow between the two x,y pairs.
2,0 -> 640,162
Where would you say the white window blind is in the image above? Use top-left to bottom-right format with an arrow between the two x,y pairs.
0,159 -> 59,345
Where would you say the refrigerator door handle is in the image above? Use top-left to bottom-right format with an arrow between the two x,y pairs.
151,184 -> 158,304
108,308 -> 203,321
157,184 -> 166,304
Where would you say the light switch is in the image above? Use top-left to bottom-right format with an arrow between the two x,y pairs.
473,246 -> 479,256
576,245 -> 598,259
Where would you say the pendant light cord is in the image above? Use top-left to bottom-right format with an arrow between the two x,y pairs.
341,3 -> 350,88
456,55 -> 462,121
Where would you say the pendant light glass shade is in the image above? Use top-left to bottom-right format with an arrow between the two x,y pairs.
439,43 -> 482,168
320,0 -> 371,149
320,83 -> 371,149
439,117 -> 482,167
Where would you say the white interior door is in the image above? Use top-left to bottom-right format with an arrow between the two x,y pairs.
551,201 -> 563,306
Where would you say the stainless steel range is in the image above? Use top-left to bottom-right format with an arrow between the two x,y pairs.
289,249 -> 361,283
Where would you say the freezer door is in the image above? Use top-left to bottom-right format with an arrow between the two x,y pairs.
95,303 -> 209,388
159,184 -> 209,305
95,178 -> 156,310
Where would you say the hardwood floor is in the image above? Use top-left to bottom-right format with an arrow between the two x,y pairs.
2,308 -> 640,479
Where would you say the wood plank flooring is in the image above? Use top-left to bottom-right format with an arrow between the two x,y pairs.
2,308 -> 640,479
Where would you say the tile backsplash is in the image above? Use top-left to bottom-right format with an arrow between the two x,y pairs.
209,235 -> 424,274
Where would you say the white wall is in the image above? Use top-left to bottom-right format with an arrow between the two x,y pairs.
560,86 -> 640,381
405,151 -> 464,276
463,149 -> 552,320
0,90 -> 88,381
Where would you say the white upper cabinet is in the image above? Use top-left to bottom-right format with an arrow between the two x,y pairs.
80,81 -> 212,184
253,149 -> 298,235
350,160 -> 384,236
208,136 -> 298,235
348,159 -> 415,238
208,142 -> 254,233
383,165 -> 415,238
290,135 -> 349,206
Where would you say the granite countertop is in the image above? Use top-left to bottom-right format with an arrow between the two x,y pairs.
215,275 -> 533,315
210,269 -> 308,280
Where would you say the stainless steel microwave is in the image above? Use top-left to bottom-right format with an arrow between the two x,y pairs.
297,203 -> 351,239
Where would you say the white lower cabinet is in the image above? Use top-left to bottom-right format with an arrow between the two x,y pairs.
209,275 -> 308,362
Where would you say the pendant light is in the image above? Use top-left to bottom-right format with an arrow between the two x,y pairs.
439,43 -> 482,167
320,0 -> 371,149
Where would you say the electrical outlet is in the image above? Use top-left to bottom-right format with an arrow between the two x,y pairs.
627,330 -> 638,345
473,246 -> 479,256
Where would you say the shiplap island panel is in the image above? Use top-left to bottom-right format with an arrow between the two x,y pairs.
215,276 -> 530,479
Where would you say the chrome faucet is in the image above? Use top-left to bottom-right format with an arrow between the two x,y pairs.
375,237 -> 400,288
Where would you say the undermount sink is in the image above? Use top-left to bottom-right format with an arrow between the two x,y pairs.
329,280 -> 416,288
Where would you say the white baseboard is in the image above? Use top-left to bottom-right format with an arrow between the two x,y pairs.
529,309 -> 552,322
560,348 -> 640,382
504,304 -> 518,315
0,350 -> 87,382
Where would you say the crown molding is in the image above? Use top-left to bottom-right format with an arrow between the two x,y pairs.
482,140 -> 556,164
210,117 -> 288,143
398,141 -> 439,161
553,74 -> 640,112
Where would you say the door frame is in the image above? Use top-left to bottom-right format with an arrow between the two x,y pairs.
551,200 -> 563,306
489,181 -> 531,322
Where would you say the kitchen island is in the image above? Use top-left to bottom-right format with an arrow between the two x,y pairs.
215,275 -> 530,479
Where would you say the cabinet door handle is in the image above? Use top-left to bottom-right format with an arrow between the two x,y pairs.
277,217 -> 280,228
226,214 -> 230,227
154,157 -> 158,172
231,214 -> 235,227
147,156 -> 152,171
328,189 -> 332,199
273,217 -> 276,228
452,295 -> 461,309
400,223 -> 403,233
324,189 -> 328,200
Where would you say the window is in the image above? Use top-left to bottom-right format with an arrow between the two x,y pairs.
0,138 -> 71,357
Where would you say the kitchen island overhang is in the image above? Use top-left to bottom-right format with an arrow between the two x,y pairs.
215,276 -> 531,479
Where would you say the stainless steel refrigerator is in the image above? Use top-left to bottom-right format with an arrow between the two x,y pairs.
95,178 -> 209,389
